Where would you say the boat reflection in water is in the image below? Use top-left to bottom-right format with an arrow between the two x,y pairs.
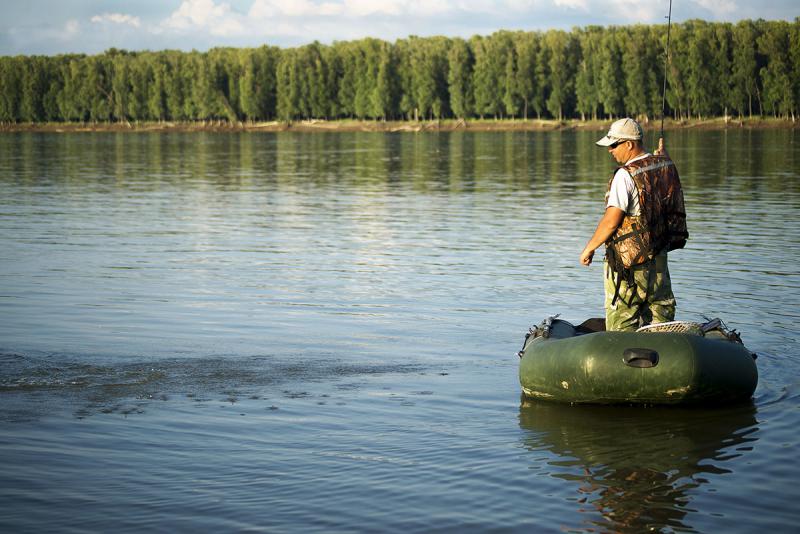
518,398 -> 758,532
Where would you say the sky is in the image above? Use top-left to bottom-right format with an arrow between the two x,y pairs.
1,0 -> 797,56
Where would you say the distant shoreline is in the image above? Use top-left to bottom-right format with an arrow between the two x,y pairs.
1,117 -> 796,134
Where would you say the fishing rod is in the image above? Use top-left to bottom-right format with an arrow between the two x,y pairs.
660,0 -> 673,140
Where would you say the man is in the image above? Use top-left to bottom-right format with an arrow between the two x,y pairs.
579,117 -> 688,332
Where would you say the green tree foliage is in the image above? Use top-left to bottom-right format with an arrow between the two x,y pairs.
791,19 -> 800,121
164,52 -> 186,121
758,21 -> 796,119
207,48 -> 241,122
276,48 -> 298,120
148,55 -> 167,121
598,30 -> 624,119
575,27 -> 603,121
353,39 -> 379,119
447,38 -> 472,119
128,54 -> 151,121
514,32 -> 540,120
58,57 -> 89,121
471,34 -> 504,118
254,46 -> 280,120
372,40 -> 397,120
730,20 -> 762,118
1,20 -> 798,124
664,24 -> 690,120
41,57 -> 63,121
181,53 -> 202,120
543,30 -> 578,121
685,21 -> 717,119
19,56 -> 47,121
0,57 -> 21,121
621,25 -> 660,121
295,42 -> 328,119
109,50 -> 131,121
333,41 -> 357,119
713,23 -> 733,118
503,44 -> 519,118
403,36 -> 450,120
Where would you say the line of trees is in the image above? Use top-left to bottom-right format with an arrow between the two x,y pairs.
1,19 -> 799,124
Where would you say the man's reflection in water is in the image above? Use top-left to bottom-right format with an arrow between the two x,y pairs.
518,399 -> 758,532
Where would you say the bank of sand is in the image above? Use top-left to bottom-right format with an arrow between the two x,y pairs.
1,117 -> 796,134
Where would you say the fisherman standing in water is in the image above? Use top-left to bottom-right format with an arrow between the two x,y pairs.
579,118 -> 688,332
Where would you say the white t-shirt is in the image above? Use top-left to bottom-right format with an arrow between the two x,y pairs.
606,152 -> 651,216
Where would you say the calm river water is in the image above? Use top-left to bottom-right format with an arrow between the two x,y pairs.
1,129 -> 799,532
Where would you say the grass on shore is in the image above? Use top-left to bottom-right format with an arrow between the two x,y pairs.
0,116 -> 796,133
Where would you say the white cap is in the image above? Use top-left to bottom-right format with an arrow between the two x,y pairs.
596,117 -> 643,146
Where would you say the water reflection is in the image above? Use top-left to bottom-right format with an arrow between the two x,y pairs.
518,399 -> 758,532
6,129 -> 798,194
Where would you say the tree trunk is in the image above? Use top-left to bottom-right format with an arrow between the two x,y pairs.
756,87 -> 763,116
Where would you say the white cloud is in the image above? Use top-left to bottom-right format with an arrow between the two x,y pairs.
249,0 -> 343,17
554,0 -> 588,10
342,0 -> 403,16
90,13 -> 142,28
154,0 -> 627,46
64,19 -> 80,36
161,0 -> 245,36
154,0 -> 670,46
694,0 -> 737,16
142,0 -> 752,50
3,0 -> 796,56
248,0 -> 453,18
605,0 -> 660,23
453,0 -> 496,13
405,0 -> 453,16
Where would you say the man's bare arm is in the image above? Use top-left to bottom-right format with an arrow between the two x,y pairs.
580,207 -> 625,266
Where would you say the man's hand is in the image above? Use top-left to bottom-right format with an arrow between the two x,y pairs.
654,137 -> 670,158
580,247 -> 595,266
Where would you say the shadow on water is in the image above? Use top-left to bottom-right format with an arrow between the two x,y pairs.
517,399 -> 759,533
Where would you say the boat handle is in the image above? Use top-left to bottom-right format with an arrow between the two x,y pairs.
623,348 -> 659,368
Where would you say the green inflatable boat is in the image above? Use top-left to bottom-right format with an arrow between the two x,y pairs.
517,316 -> 758,405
